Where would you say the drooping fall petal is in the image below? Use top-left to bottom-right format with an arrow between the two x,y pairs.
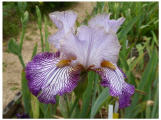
96,65 -> 135,108
25,52 -> 81,104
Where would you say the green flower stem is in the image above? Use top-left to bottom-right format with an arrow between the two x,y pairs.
18,54 -> 25,69
19,26 -> 25,52
91,73 -> 98,107
40,29 -> 44,52
44,15 -> 49,52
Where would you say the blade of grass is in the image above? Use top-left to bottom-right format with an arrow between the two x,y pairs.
31,94 -> 39,118
36,6 -> 44,52
31,42 -> 38,59
44,15 -> 49,52
90,87 -> 109,118
79,71 -> 95,118
21,70 -> 31,116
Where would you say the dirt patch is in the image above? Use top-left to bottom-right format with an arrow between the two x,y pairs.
3,2 -> 96,109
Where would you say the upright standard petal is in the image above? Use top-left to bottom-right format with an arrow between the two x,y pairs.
25,52 -> 81,104
96,65 -> 135,108
48,11 -> 77,49
76,25 -> 121,68
88,14 -> 125,33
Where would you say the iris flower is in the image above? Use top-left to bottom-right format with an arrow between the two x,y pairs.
26,10 -> 135,108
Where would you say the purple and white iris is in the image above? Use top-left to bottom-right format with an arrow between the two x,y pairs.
26,10 -> 135,108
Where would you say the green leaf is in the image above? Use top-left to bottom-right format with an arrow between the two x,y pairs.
118,15 -> 140,41
59,96 -> 68,118
21,70 -> 31,116
22,11 -> 29,26
151,84 -> 158,118
44,15 -> 49,52
31,42 -> 38,59
20,11 -> 29,53
8,38 -> 20,56
74,71 -> 88,98
151,31 -> 158,47
39,103 -> 54,118
138,48 -> 158,92
36,6 -> 42,30
31,94 -> 39,118
90,87 -> 109,118
36,6 -> 44,52
69,97 -> 79,118
79,71 -> 95,118
124,47 -> 158,118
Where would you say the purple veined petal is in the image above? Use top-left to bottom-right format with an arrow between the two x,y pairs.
88,13 -> 125,33
119,83 -> 135,108
25,52 -> 81,104
95,65 -> 135,108
76,25 -> 121,68
119,94 -> 131,109
49,10 -> 77,49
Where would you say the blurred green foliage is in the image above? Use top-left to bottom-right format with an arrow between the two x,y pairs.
3,2 -> 75,40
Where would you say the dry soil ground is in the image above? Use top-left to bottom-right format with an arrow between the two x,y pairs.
3,2 -> 96,109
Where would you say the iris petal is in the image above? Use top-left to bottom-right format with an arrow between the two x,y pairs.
96,65 -> 135,108
88,14 -> 125,33
76,25 -> 121,67
26,52 -> 81,104
48,11 -> 77,49
48,12 -> 123,68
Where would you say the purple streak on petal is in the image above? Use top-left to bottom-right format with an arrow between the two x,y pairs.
25,52 -> 81,104
95,65 -> 135,108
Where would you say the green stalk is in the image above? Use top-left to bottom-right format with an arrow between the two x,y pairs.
19,26 -> 26,69
91,74 -> 98,107
40,29 -> 44,52
18,55 -> 25,69
19,25 -> 25,52
69,97 -> 79,117
64,95 -> 70,117
36,6 -> 44,52
44,15 -> 49,52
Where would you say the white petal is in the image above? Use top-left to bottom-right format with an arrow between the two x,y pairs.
76,25 -> 121,67
49,10 -> 77,49
88,14 -> 125,33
